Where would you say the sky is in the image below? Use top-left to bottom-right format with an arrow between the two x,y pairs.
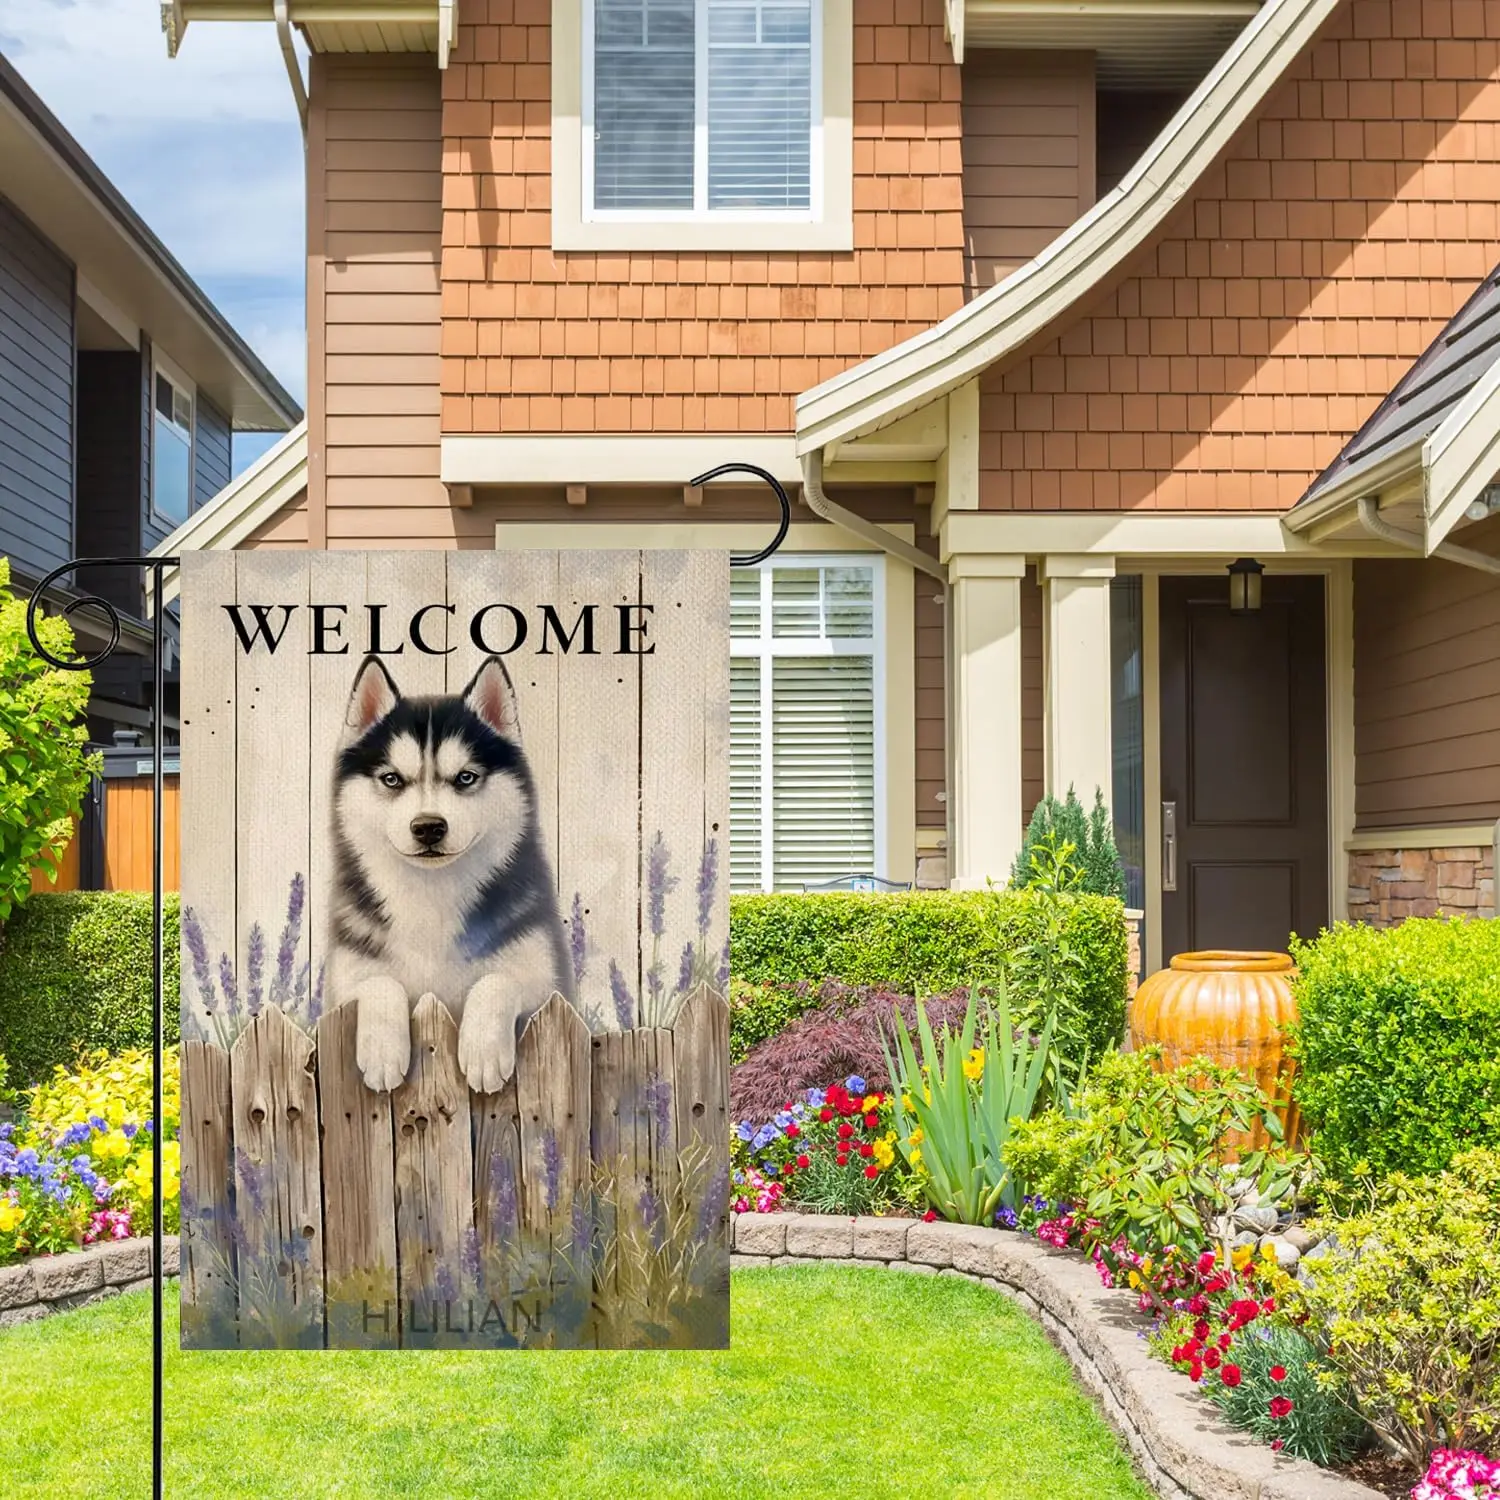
2,0 -> 308,474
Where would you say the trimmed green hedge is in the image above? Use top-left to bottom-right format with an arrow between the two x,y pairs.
0,892 -> 180,1087
729,889 -> 1128,1063
1290,917 -> 1500,1182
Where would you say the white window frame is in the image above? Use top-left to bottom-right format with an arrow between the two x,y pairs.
149,350 -> 196,530
552,0 -> 853,251
731,552 -> 888,892
582,0 -> 824,226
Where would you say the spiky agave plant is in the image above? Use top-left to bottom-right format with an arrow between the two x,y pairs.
883,982 -> 1056,1225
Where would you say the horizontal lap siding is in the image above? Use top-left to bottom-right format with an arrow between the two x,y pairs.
314,56 -> 445,544
193,393 -> 232,508
962,53 -> 1095,297
439,0 -> 966,434
1353,521 -> 1500,828
979,0 -> 1500,512
0,196 -> 73,578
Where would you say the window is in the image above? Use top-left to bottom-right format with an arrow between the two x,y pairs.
151,359 -> 195,527
587,0 -> 818,220
730,557 -> 882,891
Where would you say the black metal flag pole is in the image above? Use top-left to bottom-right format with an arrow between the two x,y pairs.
26,556 -> 176,1500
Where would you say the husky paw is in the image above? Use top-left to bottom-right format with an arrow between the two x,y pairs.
458,973 -> 517,1094
355,978 -> 411,1093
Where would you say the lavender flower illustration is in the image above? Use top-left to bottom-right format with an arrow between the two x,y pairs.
489,1153 -> 518,1239
645,1073 -> 673,1157
270,874 -> 305,1009
219,953 -> 240,1019
542,1128 -> 561,1215
182,906 -> 216,1014
569,893 -> 587,989
676,942 -> 695,995
609,960 -> 635,1031
695,1162 -> 729,1247
245,923 -> 266,1017
696,837 -> 718,937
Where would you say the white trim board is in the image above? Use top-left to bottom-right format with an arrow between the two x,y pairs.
793,0 -> 1341,454
493,521 -> 914,551
446,434 -> 803,486
1346,825 -> 1499,851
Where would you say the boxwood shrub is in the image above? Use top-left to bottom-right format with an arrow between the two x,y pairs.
1290,917 -> 1500,1182
0,892 -> 180,1087
729,889 -> 1127,1064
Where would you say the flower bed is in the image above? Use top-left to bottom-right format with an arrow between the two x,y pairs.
0,1047 -> 179,1266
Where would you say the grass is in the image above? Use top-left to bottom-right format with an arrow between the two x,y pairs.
0,1265 -> 1152,1499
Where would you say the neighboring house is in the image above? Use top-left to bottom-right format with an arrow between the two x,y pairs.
1,52 -> 301,884
161,0 -> 1500,970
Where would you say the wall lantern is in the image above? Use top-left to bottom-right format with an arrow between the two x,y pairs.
1227,557 -> 1264,613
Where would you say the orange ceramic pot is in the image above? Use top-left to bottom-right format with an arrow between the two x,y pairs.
1128,951 -> 1301,1152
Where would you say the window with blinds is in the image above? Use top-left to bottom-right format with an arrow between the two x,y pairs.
730,560 -> 880,892
590,0 -> 816,217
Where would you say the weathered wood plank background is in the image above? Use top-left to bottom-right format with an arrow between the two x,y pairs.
177,550 -> 730,1350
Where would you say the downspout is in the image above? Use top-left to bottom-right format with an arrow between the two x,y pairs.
1356,495 -> 1500,575
273,0 -> 309,136
799,449 -> 948,583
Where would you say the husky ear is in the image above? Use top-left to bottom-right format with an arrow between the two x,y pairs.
345,655 -> 400,736
463,655 -> 520,739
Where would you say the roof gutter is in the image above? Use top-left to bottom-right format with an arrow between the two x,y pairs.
799,451 -> 948,583
274,0 -> 311,135
1355,496 -> 1500,576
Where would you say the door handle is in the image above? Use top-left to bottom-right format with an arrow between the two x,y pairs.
1162,801 -> 1178,892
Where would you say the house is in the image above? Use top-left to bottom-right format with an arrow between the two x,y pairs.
158,0 -> 1500,971
0,51 -> 301,884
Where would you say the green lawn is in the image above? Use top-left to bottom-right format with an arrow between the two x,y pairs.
0,1265 -> 1151,1499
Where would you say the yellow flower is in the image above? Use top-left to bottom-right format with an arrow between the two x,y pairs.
908,1127 -> 924,1148
0,1200 -> 24,1234
910,1148 -> 923,1169
96,1130 -> 132,1162
873,1139 -> 895,1169
862,1094 -> 881,1113
901,1094 -> 914,1112
1261,1241 -> 1278,1262
962,1048 -> 984,1082
1127,1271 -> 1141,1289
1231,1244 -> 1253,1271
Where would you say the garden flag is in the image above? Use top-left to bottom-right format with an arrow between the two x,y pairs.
177,550 -> 731,1350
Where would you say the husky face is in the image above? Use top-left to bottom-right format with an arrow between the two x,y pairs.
335,655 -> 530,880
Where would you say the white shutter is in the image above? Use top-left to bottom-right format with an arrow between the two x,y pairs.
729,656 -> 763,892
593,0 -> 696,209
707,0 -> 813,209
770,655 -> 875,887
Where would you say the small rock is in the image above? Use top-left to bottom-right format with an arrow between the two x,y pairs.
1232,1230 -> 1259,1249
1281,1226 -> 1320,1254
1233,1204 -> 1279,1234
1258,1235 -> 1301,1271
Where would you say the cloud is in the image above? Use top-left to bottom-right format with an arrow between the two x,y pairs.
7,0 -> 308,460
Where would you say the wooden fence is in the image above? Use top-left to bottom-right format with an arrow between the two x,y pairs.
180,985 -> 729,1351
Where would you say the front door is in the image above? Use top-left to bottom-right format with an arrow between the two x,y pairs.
1158,575 -> 1328,957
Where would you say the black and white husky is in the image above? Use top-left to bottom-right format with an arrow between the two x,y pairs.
328,653 -> 570,1094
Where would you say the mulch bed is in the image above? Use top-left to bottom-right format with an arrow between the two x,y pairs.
1336,1451 -> 1419,1498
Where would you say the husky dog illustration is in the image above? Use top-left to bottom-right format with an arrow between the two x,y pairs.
328,653 -> 570,1094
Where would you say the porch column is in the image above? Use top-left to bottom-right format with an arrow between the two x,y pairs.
1040,554 -> 1115,809
948,554 -> 1026,888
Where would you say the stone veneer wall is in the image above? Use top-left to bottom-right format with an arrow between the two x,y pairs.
0,1236 -> 179,1329
1347,843 -> 1496,926
731,1213 -> 1382,1500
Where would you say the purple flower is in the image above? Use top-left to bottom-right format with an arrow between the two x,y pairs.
271,874 -> 305,1009
434,1261 -> 457,1303
293,958 -> 310,1016
676,941 -> 695,995
183,905 -> 216,1013
716,938 -> 729,991
488,1153 -> 518,1239
218,953 -> 240,1018
696,838 -> 718,936
542,1129 -> 561,1214
569,893 -> 587,988
310,961 -> 326,1025
246,924 -> 266,1017
646,832 -> 677,940
571,1194 -> 592,1260
235,1149 -> 266,1217
645,1074 -> 673,1156
609,960 -> 635,1031
638,1183 -> 665,1252
461,1226 -> 481,1281
695,1162 -> 728,1246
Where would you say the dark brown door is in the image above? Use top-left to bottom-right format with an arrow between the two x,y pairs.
1159,575 -> 1328,957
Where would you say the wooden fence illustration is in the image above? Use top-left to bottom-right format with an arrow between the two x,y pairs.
180,986 -> 729,1351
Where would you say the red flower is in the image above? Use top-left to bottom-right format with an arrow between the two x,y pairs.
1269,1365 -> 1287,1383
921,1209 -> 937,1223
835,1152 -> 849,1167
819,1107 -> 833,1122
863,1111 -> 880,1129
1202,1348 -> 1221,1370
837,1122 -> 854,1141
1269,1397 -> 1294,1420
1196,1251 -> 1217,1275
785,1123 -> 800,1139
1270,1439 -> 1284,1453
1220,1364 -> 1242,1388
1189,1362 -> 1204,1383
796,1153 -> 810,1169
1262,1297 -> 1276,1314
1203,1274 -> 1230,1294
1187,1295 -> 1209,1315
1193,1320 -> 1211,1341
858,1142 -> 874,1159
1217,1333 -> 1233,1351
1180,1338 -> 1202,1359
863,1164 -> 879,1179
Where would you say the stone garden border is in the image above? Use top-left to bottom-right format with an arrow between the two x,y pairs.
0,1235 -> 179,1329
732,1213 -> 1384,1500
